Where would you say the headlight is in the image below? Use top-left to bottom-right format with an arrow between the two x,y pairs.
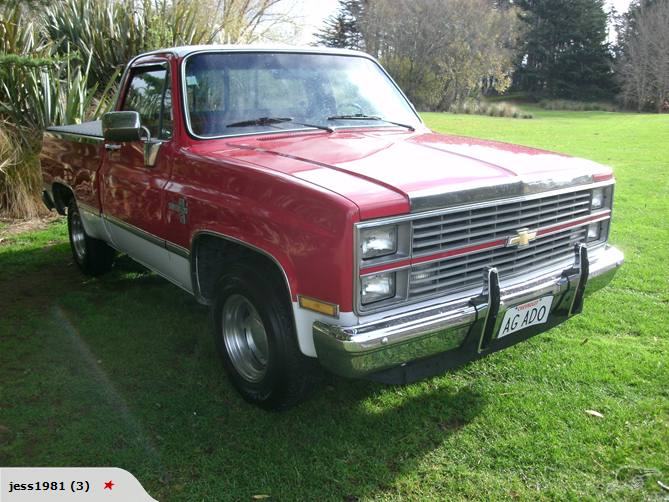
587,222 -> 601,241
361,272 -> 396,305
591,188 -> 605,210
360,225 -> 397,260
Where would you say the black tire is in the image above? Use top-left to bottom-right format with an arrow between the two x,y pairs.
67,200 -> 115,276
211,261 -> 320,410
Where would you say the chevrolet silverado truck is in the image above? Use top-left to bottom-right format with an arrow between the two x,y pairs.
40,46 -> 624,410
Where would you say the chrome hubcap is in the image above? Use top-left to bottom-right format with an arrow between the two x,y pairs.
70,209 -> 86,261
221,294 -> 269,383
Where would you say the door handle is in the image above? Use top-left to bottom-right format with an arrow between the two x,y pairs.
104,143 -> 121,151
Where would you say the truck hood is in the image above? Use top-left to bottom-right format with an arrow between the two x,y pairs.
198,130 -> 612,219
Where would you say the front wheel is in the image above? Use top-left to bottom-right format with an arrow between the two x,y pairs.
211,262 -> 319,410
67,200 -> 115,276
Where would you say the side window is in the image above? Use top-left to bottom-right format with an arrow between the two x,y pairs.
122,66 -> 172,140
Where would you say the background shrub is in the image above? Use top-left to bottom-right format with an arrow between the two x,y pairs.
449,99 -> 533,119
538,99 -> 618,112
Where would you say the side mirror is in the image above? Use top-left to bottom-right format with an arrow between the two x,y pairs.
102,111 -> 143,142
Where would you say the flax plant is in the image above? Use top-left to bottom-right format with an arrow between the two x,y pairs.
0,0 -> 293,218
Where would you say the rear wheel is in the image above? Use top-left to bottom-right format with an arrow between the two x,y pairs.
67,200 -> 115,276
211,261 -> 319,410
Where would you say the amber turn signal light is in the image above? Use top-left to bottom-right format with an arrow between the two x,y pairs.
298,295 -> 339,318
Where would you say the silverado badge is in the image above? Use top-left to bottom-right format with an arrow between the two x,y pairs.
507,228 -> 537,247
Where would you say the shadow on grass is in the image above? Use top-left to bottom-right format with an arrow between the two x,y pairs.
1,245 -> 486,500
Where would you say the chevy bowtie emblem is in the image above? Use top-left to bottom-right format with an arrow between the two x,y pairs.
507,228 -> 537,247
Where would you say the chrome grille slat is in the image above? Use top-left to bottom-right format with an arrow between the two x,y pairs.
411,193 -> 592,231
409,249 -> 578,296
410,230 -> 584,287
413,202 -> 591,239
409,233 -> 584,294
412,207 -> 590,250
411,230 -> 577,279
412,189 -> 593,256
407,188 -> 594,300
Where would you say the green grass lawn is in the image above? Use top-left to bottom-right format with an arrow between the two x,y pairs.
1,109 -> 668,501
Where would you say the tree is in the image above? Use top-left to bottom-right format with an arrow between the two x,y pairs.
313,0 -> 365,49
615,0 -> 669,111
313,11 -> 350,48
356,0 -> 522,110
513,0 -> 615,100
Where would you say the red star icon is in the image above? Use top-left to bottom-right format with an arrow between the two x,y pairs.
104,480 -> 114,490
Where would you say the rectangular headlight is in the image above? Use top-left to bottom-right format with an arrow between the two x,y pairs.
360,225 -> 397,260
587,222 -> 601,241
591,188 -> 605,210
361,272 -> 396,305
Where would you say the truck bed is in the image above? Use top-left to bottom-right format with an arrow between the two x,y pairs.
46,120 -> 103,139
41,120 -> 105,212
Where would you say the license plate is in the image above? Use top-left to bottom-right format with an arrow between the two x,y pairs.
498,296 -> 553,338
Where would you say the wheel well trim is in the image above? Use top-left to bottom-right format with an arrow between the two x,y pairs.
50,180 -> 75,214
190,230 -> 294,306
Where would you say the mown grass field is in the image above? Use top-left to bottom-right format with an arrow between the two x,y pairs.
1,109 -> 668,501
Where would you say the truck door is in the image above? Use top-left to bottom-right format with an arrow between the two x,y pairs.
99,59 -> 183,286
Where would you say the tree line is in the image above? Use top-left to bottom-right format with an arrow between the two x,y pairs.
315,0 -> 669,112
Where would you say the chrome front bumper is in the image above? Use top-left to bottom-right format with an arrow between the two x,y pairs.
313,244 -> 624,381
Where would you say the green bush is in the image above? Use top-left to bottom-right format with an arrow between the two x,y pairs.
538,99 -> 618,112
0,0 -> 217,218
0,4 -> 121,217
449,99 -> 533,119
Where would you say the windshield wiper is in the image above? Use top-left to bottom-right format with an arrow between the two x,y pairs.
226,116 -> 333,132
327,114 -> 415,132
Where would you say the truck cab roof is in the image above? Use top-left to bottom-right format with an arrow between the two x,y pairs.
137,44 -> 370,59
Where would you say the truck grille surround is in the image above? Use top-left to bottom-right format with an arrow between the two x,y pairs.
408,189 -> 592,300
356,186 -> 613,312
409,226 -> 586,299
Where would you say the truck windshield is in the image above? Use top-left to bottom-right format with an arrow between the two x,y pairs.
183,52 -> 421,138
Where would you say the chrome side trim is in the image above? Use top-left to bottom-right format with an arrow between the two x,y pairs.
103,214 -> 192,258
105,214 -> 165,248
104,217 -> 193,293
166,241 -> 190,259
100,213 -> 191,258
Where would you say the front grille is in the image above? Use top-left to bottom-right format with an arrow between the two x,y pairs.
409,226 -> 587,299
412,189 -> 592,256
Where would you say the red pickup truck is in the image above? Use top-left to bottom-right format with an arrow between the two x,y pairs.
40,46 -> 624,409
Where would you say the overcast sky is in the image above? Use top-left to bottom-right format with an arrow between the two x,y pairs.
294,0 -> 633,45
294,0 -> 338,44
607,0 -> 633,15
